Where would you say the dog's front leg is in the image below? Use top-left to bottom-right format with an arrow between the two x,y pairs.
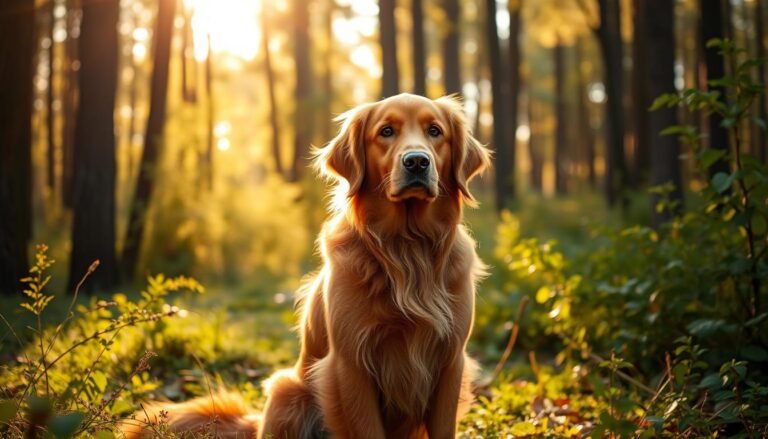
426,354 -> 465,439
314,354 -> 386,439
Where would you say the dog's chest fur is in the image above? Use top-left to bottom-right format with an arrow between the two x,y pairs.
338,233 -> 461,422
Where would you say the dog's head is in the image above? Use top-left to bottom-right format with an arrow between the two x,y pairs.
316,94 -> 491,209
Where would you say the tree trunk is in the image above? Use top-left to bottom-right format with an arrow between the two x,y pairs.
47,0 -> 57,194
380,0 -> 400,97
203,34 -> 214,190
575,37 -> 596,187
61,0 -> 80,209
754,0 -> 766,162
68,0 -> 120,291
507,0 -> 521,192
411,0 -> 426,96
596,0 -> 626,207
441,0 -> 461,96
290,0 -> 314,181
261,6 -> 283,176
180,6 -> 197,103
528,95 -> 543,192
122,0 -> 177,280
554,42 -> 568,194
321,0 -> 334,142
700,0 -> 730,177
648,0 -> 683,227
630,0 -> 649,184
0,0 -> 34,294
485,0 -> 513,210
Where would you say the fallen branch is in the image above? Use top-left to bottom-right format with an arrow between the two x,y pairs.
475,296 -> 529,391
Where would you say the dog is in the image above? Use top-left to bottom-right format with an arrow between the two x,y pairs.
122,93 -> 491,438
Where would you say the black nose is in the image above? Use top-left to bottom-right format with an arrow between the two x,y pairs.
402,152 -> 431,174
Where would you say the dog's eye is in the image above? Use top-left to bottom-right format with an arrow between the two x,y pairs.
379,126 -> 395,138
427,125 -> 442,137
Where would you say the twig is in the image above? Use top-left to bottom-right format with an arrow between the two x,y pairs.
588,352 -> 655,395
475,296 -> 529,391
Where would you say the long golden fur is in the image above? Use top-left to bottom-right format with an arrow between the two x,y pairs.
122,93 -> 491,439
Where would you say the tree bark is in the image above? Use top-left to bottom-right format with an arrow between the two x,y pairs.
630,0 -> 649,184
122,0 -> 177,280
596,0 -> 626,207
61,0 -> 80,209
261,6 -> 283,176
380,0 -> 400,97
411,0 -> 426,96
180,6 -> 197,103
507,0 -> 521,192
0,0 -> 35,294
321,0 -> 334,142
485,0 -> 513,210
554,42 -> 568,194
68,0 -> 120,291
47,0 -> 57,194
700,0 -> 730,177
754,0 -> 766,162
648,0 -> 683,227
290,0 -> 314,181
203,34 -> 214,190
575,37 -> 596,187
528,95 -> 543,192
441,0 -> 461,96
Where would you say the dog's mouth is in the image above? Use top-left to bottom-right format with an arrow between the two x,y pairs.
388,179 -> 438,202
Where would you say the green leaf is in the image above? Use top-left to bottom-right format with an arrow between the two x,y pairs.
509,421 -> 537,436
741,345 -> 768,362
698,149 -> 726,170
47,412 -> 85,438
698,373 -> 722,390
535,286 -> 552,304
93,431 -> 115,439
0,400 -> 19,424
745,312 -> 768,327
711,172 -> 734,194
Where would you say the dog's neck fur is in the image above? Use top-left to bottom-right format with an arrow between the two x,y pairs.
334,190 -> 464,339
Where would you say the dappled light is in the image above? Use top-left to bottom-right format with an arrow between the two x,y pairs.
1,0 -> 767,437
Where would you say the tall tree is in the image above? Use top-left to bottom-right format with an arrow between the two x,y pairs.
441,0 -> 461,95
754,0 -> 765,162
61,0 -> 80,209
0,0 -> 35,294
630,0 -> 649,184
290,0 -> 314,181
122,0 -> 177,280
380,0 -> 400,97
647,0 -> 682,226
595,0 -> 626,206
321,0 -> 335,142
554,42 -> 568,194
575,37 -> 596,187
261,5 -> 283,176
528,94 -> 543,192
180,5 -> 198,103
507,0 -> 522,192
485,0 -> 513,210
411,0 -> 426,96
68,0 -> 120,291
203,34 -> 214,189
47,1 -> 57,193
700,0 -> 730,177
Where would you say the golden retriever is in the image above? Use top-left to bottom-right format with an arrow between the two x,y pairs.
123,93 -> 491,438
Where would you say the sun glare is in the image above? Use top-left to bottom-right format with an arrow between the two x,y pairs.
184,0 -> 261,61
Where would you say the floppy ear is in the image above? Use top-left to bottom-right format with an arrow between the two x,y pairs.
314,103 -> 373,197
436,96 -> 492,206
